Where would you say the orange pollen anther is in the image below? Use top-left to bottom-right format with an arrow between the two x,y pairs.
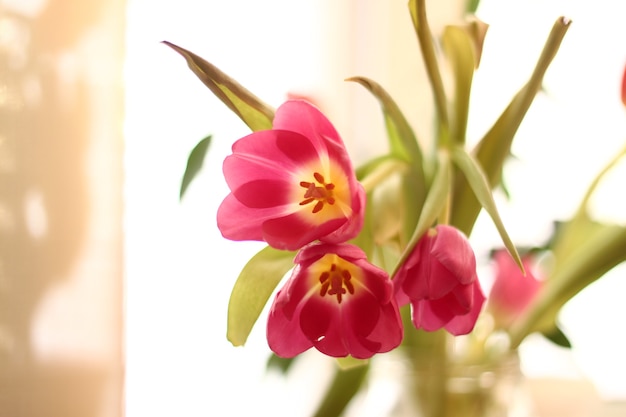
299,172 -> 336,213
319,263 -> 354,304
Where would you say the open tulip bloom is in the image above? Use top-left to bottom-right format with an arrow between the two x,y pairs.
216,100 -> 365,251
267,243 -> 403,359
168,1 -> 626,414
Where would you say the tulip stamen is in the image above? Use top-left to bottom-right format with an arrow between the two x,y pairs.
319,263 -> 354,304
299,172 -> 336,213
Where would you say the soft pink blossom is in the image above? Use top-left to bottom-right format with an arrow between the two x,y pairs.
488,249 -> 542,327
267,243 -> 403,359
621,63 -> 626,107
217,100 -> 365,251
394,225 -> 485,335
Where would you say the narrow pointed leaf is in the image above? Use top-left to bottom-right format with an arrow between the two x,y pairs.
227,246 -> 296,346
346,76 -> 423,164
450,146 -> 523,271
179,135 -> 212,200
393,152 -> 451,278
356,155 -> 425,252
466,0 -> 481,14
400,167 -> 426,245
266,353 -> 297,374
408,0 -> 449,129
442,25 -> 476,146
541,325 -> 572,349
336,356 -> 369,370
450,17 -> 571,234
463,18 -> 489,68
551,225 -> 626,312
312,364 -> 369,417
510,224 -> 626,347
551,143 -> 626,260
411,152 -> 451,245
510,144 -> 626,346
164,41 -> 274,131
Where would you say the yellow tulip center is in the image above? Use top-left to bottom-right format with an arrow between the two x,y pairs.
307,254 -> 361,304
299,172 -> 336,214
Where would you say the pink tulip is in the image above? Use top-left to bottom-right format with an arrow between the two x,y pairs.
217,100 -> 365,251
394,225 -> 485,335
267,243 -> 403,359
488,249 -> 541,327
621,63 -> 626,107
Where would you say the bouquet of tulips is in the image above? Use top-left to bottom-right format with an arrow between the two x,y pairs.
166,0 -> 626,415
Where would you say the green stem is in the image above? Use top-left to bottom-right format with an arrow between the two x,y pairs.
508,142 -> 626,348
391,151 -> 451,278
359,158 -> 407,194
572,142 -> 626,223
408,330 -> 450,417
411,0 -> 449,133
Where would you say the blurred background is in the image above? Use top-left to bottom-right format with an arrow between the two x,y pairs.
1,0 -> 625,416
0,0 -> 123,415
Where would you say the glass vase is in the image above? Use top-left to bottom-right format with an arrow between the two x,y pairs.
391,351 -> 533,417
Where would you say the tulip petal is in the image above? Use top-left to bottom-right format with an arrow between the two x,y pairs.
366,301 -> 404,352
428,261 -> 467,298
273,100 -> 343,150
218,100 -> 365,250
266,243 -> 402,359
444,283 -> 486,335
262,212 -> 346,251
395,225 -> 484,336
411,300 -> 446,332
295,242 -> 367,265
217,193 -> 270,241
344,292 -> 382,353
431,226 -> 477,285
488,250 -> 541,326
233,179 -> 293,208
223,130 -> 316,191
300,296 -> 334,347
267,302 -> 313,357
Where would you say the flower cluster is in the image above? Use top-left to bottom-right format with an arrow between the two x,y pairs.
167,2 -> 626,414
216,99 -> 484,359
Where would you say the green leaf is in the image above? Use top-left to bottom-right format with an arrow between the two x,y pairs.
510,224 -> 626,347
392,151 -> 451,278
450,146 -> 523,271
463,18 -> 489,68
336,356 -> 369,370
266,353 -> 297,374
312,364 -> 369,417
354,156 -> 420,259
411,152 -> 451,243
450,17 -> 571,234
509,143 -> 626,347
466,0 -> 481,14
346,76 -> 423,164
163,41 -> 274,132
441,25 -> 476,146
357,155 -> 408,193
179,135 -> 212,201
368,175 -> 405,247
227,246 -> 296,346
552,143 -> 626,260
408,0 -> 449,130
399,166 -> 427,246
551,225 -> 626,310
541,325 -> 572,349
